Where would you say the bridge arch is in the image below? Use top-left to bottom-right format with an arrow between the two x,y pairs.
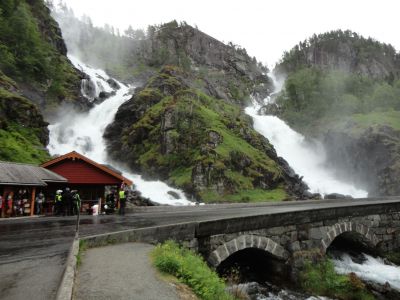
207,234 -> 289,267
320,222 -> 380,253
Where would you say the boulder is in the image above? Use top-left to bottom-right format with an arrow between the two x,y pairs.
259,103 -> 281,116
107,78 -> 120,90
324,193 -> 349,199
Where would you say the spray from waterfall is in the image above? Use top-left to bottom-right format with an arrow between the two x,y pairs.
245,73 -> 368,198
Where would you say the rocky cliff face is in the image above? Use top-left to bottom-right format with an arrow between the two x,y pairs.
105,66 -> 308,202
133,21 -> 272,105
276,30 -> 400,80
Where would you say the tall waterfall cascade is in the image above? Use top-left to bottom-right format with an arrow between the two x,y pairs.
48,56 -> 192,205
245,74 -> 367,198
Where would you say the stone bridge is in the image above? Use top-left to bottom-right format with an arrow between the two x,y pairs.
81,198 -> 400,277
192,199 -> 400,276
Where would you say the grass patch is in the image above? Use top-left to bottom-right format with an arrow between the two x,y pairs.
76,240 -> 88,267
170,167 -> 193,186
223,188 -> 288,202
152,241 -> 235,300
0,124 -> 50,164
199,188 -> 287,203
315,110 -> 400,138
300,259 -> 375,300
198,190 -> 220,203
351,110 -> 400,131
0,87 -> 23,99
195,104 -> 281,177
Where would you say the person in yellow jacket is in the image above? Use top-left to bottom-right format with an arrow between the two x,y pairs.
118,189 -> 126,216
55,190 -> 62,216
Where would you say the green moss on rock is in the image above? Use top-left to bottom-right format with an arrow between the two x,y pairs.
106,67 -> 304,202
0,87 -> 49,164
0,123 -> 50,164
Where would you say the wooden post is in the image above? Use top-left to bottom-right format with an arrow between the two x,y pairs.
30,187 -> 36,216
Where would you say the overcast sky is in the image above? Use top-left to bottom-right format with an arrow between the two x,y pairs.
63,0 -> 400,67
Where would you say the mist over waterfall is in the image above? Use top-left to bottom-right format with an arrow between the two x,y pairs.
48,56 -> 192,205
246,75 -> 367,198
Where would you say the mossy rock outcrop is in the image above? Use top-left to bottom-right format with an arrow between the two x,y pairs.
0,72 -> 50,163
0,0 -> 87,116
105,67 -> 307,202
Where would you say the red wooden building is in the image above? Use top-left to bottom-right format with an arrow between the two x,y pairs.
41,151 -> 132,211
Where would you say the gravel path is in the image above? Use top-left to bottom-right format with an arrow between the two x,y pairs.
74,243 -> 180,300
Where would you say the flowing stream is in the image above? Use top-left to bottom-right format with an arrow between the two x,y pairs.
333,253 -> 400,291
48,56 -> 192,205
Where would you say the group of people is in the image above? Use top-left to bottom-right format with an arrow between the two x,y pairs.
104,188 -> 127,215
54,187 -> 81,216
0,185 -> 129,218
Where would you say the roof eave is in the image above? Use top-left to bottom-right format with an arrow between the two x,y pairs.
0,182 -> 47,187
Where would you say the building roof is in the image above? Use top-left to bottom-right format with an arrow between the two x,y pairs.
0,161 -> 68,186
41,151 -> 133,185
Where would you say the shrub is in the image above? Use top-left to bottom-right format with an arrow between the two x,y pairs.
300,259 -> 374,300
152,241 -> 235,300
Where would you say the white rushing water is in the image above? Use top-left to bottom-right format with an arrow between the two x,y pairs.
245,74 -> 367,198
48,56 -> 192,206
333,253 -> 400,290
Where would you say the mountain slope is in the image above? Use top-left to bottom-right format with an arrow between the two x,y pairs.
104,22 -> 308,202
0,0 -> 85,163
105,66 -> 307,202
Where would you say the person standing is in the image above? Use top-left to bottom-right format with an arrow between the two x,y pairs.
72,190 -> 81,216
118,189 -> 126,216
62,187 -> 73,216
14,190 -> 22,217
6,193 -> 12,217
35,192 -> 45,215
105,191 -> 115,214
55,191 -> 62,216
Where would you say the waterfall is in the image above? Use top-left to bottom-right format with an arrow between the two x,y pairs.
48,56 -> 192,206
245,74 -> 367,198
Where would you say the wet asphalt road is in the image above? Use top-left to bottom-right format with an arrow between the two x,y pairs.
1,197 -> 399,299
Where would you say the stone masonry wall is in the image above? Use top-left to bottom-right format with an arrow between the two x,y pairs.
198,212 -> 400,269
